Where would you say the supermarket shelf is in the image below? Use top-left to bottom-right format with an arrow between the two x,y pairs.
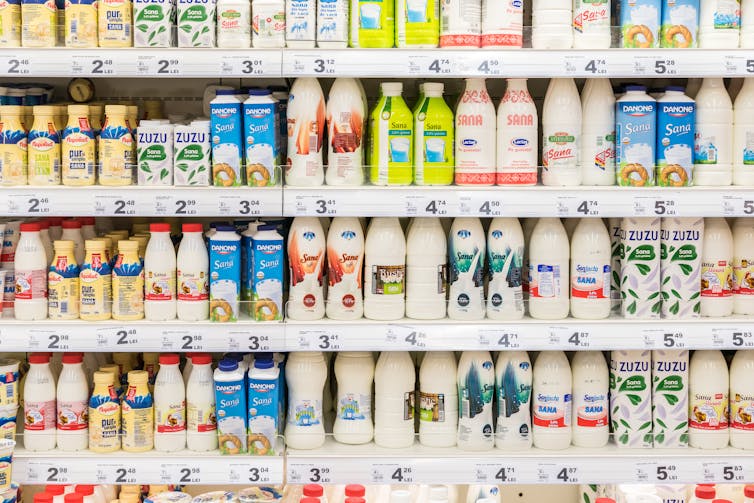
3,316 -> 753,352
286,439 -> 754,485
283,186 -> 754,218
3,48 -> 754,78
0,186 -> 282,217
0,318 -> 284,352
12,448 -> 284,485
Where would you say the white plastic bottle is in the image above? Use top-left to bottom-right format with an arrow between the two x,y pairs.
481,0 -> 522,47
288,217 -> 326,320
364,218 -> 406,320
699,0 -> 741,48
532,350 -> 572,450
24,353 -> 56,451
542,78 -> 582,186
730,350 -> 754,449
374,351 -> 415,448
419,351 -> 458,447
571,351 -> 609,447
528,218 -> 570,320
570,218 -> 611,319
217,0 -> 251,47
694,77 -> 733,186
186,353 -> 217,452
734,218 -> 754,314
285,352 -> 327,449
573,0 -> 610,48
457,351 -> 495,451
581,78 -> 616,185
454,79 -> 496,186
61,220 -> 85,265
733,78 -> 754,185
286,78 -> 326,186
531,0 -> 573,48
14,222 -> 48,320
56,353 -> 89,451
486,217 -> 524,320
177,223 -> 209,321
496,78 -> 538,186
144,223 -> 176,321
154,353 -> 186,452
701,217 -> 734,317
743,0 -> 754,47
689,350 -> 729,449
333,352 -> 374,444
406,217 -> 447,320
494,351 -> 532,450
448,217 -> 486,320
325,78 -> 365,186
326,217 -> 364,320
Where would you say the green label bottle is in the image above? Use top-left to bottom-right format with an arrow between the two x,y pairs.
369,82 -> 413,185
414,82 -> 454,185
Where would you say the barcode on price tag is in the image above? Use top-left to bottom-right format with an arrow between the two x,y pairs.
7,194 -> 52,215
475,464 -> 517,484
71,56 -> 116,75
95,194 -> 137,215
295,195 -> 337,216
371,464 -> 414,484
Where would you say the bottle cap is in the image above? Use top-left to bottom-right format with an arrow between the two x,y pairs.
62,219 -> 81,229
20,222 -> 40,232
75,485 -> 95,496
182,223 -> 203,233
191,353 -> 212,365
303,485 -> 323,498
62,353 -> 83,364
28,353 -> 51,364
345,486 -> 366,498
150,223 -> 171,233
34,493 -> 53,503
159,354 -> 180,365
64,494 -> 84,503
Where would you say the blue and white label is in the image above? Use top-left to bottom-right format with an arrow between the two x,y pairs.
616,99 -> 656,186
210,101 -> 243,186
251,236 -> 284,321
214,377 -> 247,454
247,374 -> 279,455
243,101 -> 278,186
210,238 -> 241,322
657,100 -> 695,186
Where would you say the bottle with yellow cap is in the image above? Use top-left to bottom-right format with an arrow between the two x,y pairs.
121,370 -> 154,452
27,105 -> 61,185
79,239 -> 112,320
21,0 -> 56,47
0,105 -> 27,185
48,240 -> 80,320
62,104 -> 96,186
88,370 -> 121,453
100,105 -> 135,186
99,363 -> 122,396
112,240 -> 144,320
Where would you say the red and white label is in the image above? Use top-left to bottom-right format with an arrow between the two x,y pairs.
57,400 -> 88,431
25,400 -> 55,431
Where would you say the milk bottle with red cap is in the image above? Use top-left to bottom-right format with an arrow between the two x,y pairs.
14,222 -> 48,320
187,353 -> 217,451
56,353 -> 89,451
154,354 -> 186,452
61,219 -> 84,265
24,353 -> 56,451
496,79 -> 537,186
542,79 -> 582,186
455,79 -> 496,186
177,223 -> 209,321
144,223 -> 176,321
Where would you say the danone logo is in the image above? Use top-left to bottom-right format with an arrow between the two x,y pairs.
212,106 -> 237,118
456,229 -> 471,238
303,231 -> 316,241
340,230 -> 356,240
491,230 -> 502,239
622,104 -> 654,116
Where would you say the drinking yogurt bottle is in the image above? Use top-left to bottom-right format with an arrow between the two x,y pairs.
542,78 -> 582,186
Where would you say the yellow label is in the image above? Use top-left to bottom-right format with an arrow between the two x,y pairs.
88,384 -> 121,453
28,136 -> 60,185
48,272 -> 79,320
62,131 -> 96,185
0,4 -> 21,47
79,267 -> 111,320
99,130 -> 135,185
0,458 -> 10,492
122,383 -> 154,452
0,143 -> 27,185
20,0 -> 56,47
112,272 -> 144,320
97,0 -> 132,47
65,2 -> 98,47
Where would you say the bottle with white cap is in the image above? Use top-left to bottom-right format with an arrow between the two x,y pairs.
699,0 -> 741,48
581,78 -> 616,185
326,217 -> 364,320
570,218 -> 611,319
364,218 -> 406,320
447,217 -> 486,320
457,351 -> 495,451
285,352 -> 327,449
486,217 -> 524,320
286,78 -> 326,186
528,218 -> 570,320
694,77 -> 733,186
419,351 -> 458,447
689,350 -> 729,449
369,82 -> 413,186
24,353 -> 57,451
542,78 -> 582,186
734,78 -> 754,185
729,350 -> 754,449
573,0 -> 610,48
532,351 -> 572,450
61,219 -> 85,265
531,0 -> 573,48
325,78 -> 365,186
333,352 -> 374,444
496,78 -> 537,186
701,217 -> 734,317
406,217 -> 447,320
455,79 -> 496,186
734,218 -> 754,314
374,351 -> 415,448
287,217 -> 326,321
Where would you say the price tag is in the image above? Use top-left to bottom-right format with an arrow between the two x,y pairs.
153,194 -> 175,215
385,327 -> 427,349
2,56 -> 31,75
27,462 -> 72,484
581,57 -> 608,75
653,58 -> 678,75
473,57 -> 502,76
297,329 -> 342,350
479,329 -> 520,349
94,194 -> 137,215
161,330 -> 204,351
536,463 -> 579,484
565,330 -> 591,348
653,199 -> 677,216
71,56 -> 116,75
294,195 -> 337,216
458,194 -> 502,217
557,196 -> 599,217
7,194 -> 51,215
661,331 -> 685,349
29,329 -> 72,350
634,461 -> 657,483
220,55 -> 266,76
475,464 -> 517,484
289,55 -> 337,75
713,327 -> 754,348
371,463 -> 414,484
408,55 -> 452,75
218,194 -> 263,216
406,195 -> 449,216
722,195 -> 754,216
654,463 -> 680,482
288,464 -> 334,484
723,55 -> 754,76
137,56 -> 183,76
174,197 -> 199,215
96,326 -> 140,349
229,464 -> 276,484
160,463 -> 201,484
703,462 -> 746,482
96,463 -> 138,484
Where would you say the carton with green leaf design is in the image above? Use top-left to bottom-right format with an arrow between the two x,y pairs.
620,217 -> 661,319
137,121 -> 173,185
651,349 -> 689,447
133,0 -> 174,47
660,217 -> 702,318
610,350 -> 653,448
178,0 -> 215,47
173,122 -> 210,185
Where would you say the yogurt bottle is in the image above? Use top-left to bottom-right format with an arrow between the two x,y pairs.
457,351 -> 494,451
689,350 -> 729,449
528,218 -> 570,320
333,352 -> 374,444
486,217 -> 524,320
285,352 -> 327,449
369,82 -> 413,186
214,358 -> 248,454
406,217 -> 447,320
571,351 -> 609,448
186,353 -> 217,452
662,0 -> 699,47
419,351 -> 457,447
61,105 -> 95,186
481,0 -> 522,46
99,105 -> 135,186
326,217 -> 364,320
396,0 -> 439,46
494,351 -> 531,450
88,370 -> 120,453
694,77 -> 733,186
14,222 -> 48,320
656,87 -> 695,187
374,351 -> 415,448
0,105 -> 27,186
325,78 -> 365,186
287,217 -> 326,320
154,354 -> 186,452
455,79 -> 496,186
244,89 -> 279,187
532,350 -> 572,450
27,105 -> 59,185
286,0 -> 316,47
701,217 -> 734,317
542,78 -> 582,186
733,218 -> 754,314
570,218 -> 611,320
80,240 -> 112,322
616,85 -> 657,187
364,218 -> 406,320
56,353 -> 89,451
581,78 -> 616,186
112,240 -> 144,321
252,0 -> 285,47
251,224 -> 284,321
210,91 -> 244,187
48,240 -> 80,320
209,225 -> 241,322
496,78 -> 537,186
414,82 -> 454,185
729,350 -> 754,449
217,0 -> 251,47
733,78 -> 754,185
699,0 -> 741,47
144,223 -> 176,321
122,370 -> 154,452
286,78 -> 326,186
573,0 -> 611,48
177,223 -> 209,321
532,0 -> 572,48
448,217 -> 486,320
439,0 -> 479,46
24,353 -> 56,451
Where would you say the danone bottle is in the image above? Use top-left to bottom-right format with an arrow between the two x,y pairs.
369,82 -> 413,185
48,240 -> 80,320
0,105 -> 28,186
27,105 -> 59,185
455,79 -> 496,185
122,370 -> 154,452
99,105 -> 135,186
88,370 -> 121,453
79,239 -> 112,321
62,105 -> 96,186
112,240 -> 144,321
413,82 -> 454,185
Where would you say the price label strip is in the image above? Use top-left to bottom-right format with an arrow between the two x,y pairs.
25,461 -> 73,484
159,463 -> 201,484
293,194 -> 338,216
478,328 -> 521,350
220,54 -> 276,76
71,55 -> 116,76
96,326 -> 141,350
0,55 -> 33,76
371,463 -> 415,484
405,194 -> 451,216
136,55 -> 184,76
96,463 -> 138,484
29,328 -> 73,350
703,461 -> 747,483
287,54 -> 337,75
229,461 -> 283,484
385,326 -> 428,349
475,464 -> 518,484
161,329 -> 204,351
458,193 -> 503,217
287,463 -> 336,484
722,194 -> 754,216
712,327 -> 754,349
296,329 -> 343,350
536,463 -> 579,484
227,328 -> 277,352
7,193 -> 53,215
217,193 -> 264,216
408,55 -> 453,76
94,194 -> 138,216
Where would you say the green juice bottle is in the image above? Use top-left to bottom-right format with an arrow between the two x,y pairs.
414,82 -> 454,185
369,82 -> 413,185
